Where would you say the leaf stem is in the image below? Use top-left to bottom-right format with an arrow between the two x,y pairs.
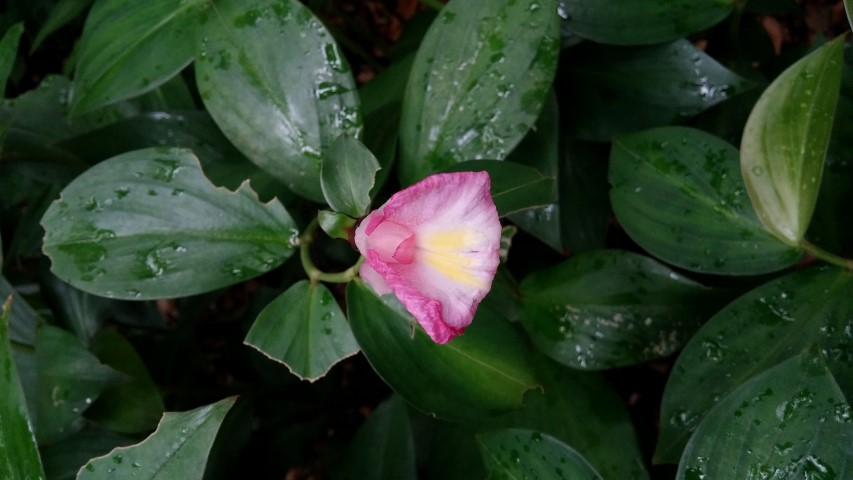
298,218 -> 364,284
800,240 -> 853,271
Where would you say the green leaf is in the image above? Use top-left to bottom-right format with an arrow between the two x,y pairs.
478,429 -> 604,480
346,280 -> 538,421
338,395 -> 416,480
41,147 -> 297,300
506,92 -> 562,252
77,397 -> 236,479
245,280 -> 359,381
845,0 -> 853,30
0,76 -> 129,163
425,355 -> 649,480
31,0 -> 94,53
35,324 -> 126,444
197,0 -> 362,202
565,40 -> 753,141
808,43 -> 853,252
321,136 -> 380,217
55,110 -> 290,202
318,210 -> 357,241
442,160 -> 555,217
0,276 -> 41,345
610,126 -> 802,275
559,140 -> 610,253
0,297 -> 47,480
741,37 -> 845,245
0,23 -> 23,94
42,274 -> 110,347
41,430 -> 134,480
70,0 -> 207,115
399,0 -> 559,184
359,53 -> 414,117
560,0 -> 733,45
677,347 -> 853,479
84,329 -> 165,433
656,266 -> 853,464
521,250 -> 723,370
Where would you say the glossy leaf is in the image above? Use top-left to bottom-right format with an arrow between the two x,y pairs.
442,160 -> 555,216
55,110 -> 290,202
741,37 -> 845,245
35,324 -> 126,444
197,0 -> 362,202
656,266 -> 853,464
610,126 -> 802,274
41,430 -> 134,480
399,0 -> 559,184
321,136 -> 380,217
425,355 -> 649,480
677,347 -> 853,479
245,280 -> 359,381
506,92 -> 562,252
565,40 -> 752,141
521,250 -> 723,370
338,395 -> 416,480
808,43 -> 853,252
41,148 -> 297,300
32,0 -> 94,52
346,280 -> 538,421
478,429 -> 603,480
84,329 -> 164,433
559,0 -> 733,45
77,397 -> 236,479
0,297 -> 47,480
0,23 -> 23,94
70,0 -> 207,115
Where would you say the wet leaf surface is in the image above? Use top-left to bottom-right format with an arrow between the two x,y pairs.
741,37 -> 845,245
245,280 -> 359,381
347,280 -> 538,421
41,148 -> 297,300
676,347 -> 853,479
521,249 -> 724,369
657,266 -> 853,463
610,126 -> 801,274
197,0 -> 362,202
399,0 -> 559,184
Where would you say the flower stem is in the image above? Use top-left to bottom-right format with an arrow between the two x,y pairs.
298,218 -> 364,284
800,240 -> 853,271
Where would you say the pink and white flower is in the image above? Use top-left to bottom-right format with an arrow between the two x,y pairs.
354,171 -> 501,344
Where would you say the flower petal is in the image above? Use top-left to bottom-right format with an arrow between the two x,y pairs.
358,261 -> 392,296
354,171 -> 501,343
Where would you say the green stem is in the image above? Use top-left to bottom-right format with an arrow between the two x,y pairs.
299,219 -> 364,284
800,240 -> 853,271
418,0 -> 444,11
10,340 -> 35,354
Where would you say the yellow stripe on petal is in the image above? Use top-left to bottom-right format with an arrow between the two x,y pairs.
418,230 -> 484,287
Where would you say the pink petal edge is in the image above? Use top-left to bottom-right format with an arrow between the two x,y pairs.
353,171 -> 500,344
367,250 -> 462,344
